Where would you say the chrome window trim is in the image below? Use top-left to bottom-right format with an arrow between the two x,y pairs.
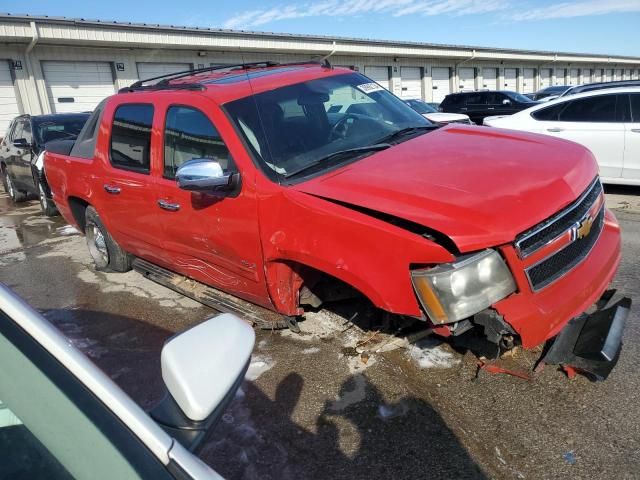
524,204 -> 605,292
515,177 -> 602,258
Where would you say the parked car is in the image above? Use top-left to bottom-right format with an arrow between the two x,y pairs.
528,85 -> 573,102
404,99 -> 471,125
0,113 -> 90,215
439,91 -> 538,125
559,79 -> 640,98
0,282 -> 254,479
45,62 -> 629,378
484,87 -> 640,186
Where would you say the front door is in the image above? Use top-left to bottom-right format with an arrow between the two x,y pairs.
153,97 -> 270,308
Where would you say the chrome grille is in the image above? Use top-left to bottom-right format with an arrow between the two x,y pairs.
515,178 -> 603,258
525,206 -> 604,291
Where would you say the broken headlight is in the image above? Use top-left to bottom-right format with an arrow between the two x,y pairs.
411,249 -> 516,324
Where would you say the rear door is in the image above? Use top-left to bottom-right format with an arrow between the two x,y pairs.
540,94 -> 624,179
153,96 -> 269,305
463,92 -> 486,124
99,100 -> 163,254
624,93 -> 640,180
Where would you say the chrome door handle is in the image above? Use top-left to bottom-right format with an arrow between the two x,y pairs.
547,127 -> 564,132
631,129 -> 640,133
104,184 -> 121,194
158,199 -> 180,211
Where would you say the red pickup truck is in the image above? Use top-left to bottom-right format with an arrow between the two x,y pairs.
45,62 -> 630,379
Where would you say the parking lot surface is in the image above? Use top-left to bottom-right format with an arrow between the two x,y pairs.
1,187 -> 639,479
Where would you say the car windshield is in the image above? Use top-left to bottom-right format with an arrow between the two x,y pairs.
505,91 -> 536,103
405,99 -> 437,114
224,72 -> 432,180
33,116 -> 89,145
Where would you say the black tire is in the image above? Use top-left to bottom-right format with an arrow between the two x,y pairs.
84,206 -> 131,272
0,165 -> 8,193
5,172 -> 26,203
38,180 -> 58,217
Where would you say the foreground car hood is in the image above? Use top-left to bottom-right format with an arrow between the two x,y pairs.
293,125 -> 598,252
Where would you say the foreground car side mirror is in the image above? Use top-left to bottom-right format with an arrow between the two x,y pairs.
12,138 -> 31,148
150,313 -> 255,452
176,159 -> 239,193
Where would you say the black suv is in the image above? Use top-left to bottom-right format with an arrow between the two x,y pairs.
1,113 -> 89,215
439,91 -> 538,125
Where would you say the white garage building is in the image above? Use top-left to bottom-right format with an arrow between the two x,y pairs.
1,13 -> 640,134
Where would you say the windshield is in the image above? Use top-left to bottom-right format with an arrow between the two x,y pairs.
405,99 -> 437,114
505,92 -> 536,103
33,116 -> 89,145
225,72 -> 431,179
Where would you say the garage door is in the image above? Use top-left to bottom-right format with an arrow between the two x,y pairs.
43,61 -> 115,113
400,67 -> 422,99
605,69 -> 614,81
540,69 -> 552,88
593,69 -> 602,82
523,68 -> 535,93
458,68 -> 475,92
625,69 -> 632,80
555,68 -> 566,85
0,61 -> 20,136
504,68 -> 517,90
431,67 -> 451,104
137,62 -> 191,82
364,66 -> 390,90
569,68 -> 579,85
482,68 -> 497,90
582,69 -> 591,84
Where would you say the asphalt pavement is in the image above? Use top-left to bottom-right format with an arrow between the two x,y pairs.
1,187 -> 639,479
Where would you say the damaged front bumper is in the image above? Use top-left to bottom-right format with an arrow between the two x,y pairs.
541,292 -> 631,380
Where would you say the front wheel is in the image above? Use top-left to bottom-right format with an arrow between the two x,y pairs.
38,180 -> 58,217
84,206 -> 131,272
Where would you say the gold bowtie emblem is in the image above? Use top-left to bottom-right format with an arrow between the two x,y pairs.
575,215 -> 594,240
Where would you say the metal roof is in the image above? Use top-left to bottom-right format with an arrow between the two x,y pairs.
2,12 -> 639,62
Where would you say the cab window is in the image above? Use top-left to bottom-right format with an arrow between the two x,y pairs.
163,106 -> 233,179
109,104 -> 154,173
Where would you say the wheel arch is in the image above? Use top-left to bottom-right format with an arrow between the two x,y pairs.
67,196 -> 91,233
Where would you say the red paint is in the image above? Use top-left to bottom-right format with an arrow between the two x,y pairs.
45,64 -> 622,351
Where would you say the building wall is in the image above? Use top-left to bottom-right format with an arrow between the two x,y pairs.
1,16 -> 639,124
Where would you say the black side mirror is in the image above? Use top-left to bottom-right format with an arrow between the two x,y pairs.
12,138 -> 30,148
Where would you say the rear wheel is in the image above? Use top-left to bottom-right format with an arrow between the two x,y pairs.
5,173 -> 26,203
84,206 -> 131,272
38,180 -> 58,217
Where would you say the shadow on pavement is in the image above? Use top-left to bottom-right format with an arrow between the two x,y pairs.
205,372 -> 487,480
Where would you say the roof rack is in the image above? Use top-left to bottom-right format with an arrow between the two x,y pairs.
119,59 -> 332,93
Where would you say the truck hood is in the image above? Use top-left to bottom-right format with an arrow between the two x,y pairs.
293,125 -> 598,252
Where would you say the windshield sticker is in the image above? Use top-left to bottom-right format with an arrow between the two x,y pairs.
356,82 -> 385,94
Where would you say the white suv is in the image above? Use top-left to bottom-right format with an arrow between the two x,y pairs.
484,87 -> 640,185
